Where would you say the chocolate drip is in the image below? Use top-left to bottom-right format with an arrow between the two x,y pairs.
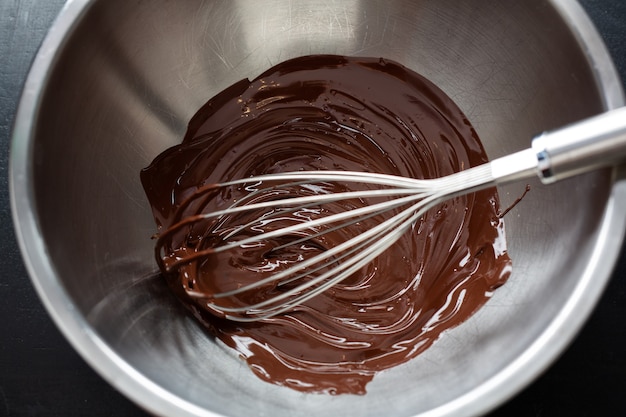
140,55 -> 512,395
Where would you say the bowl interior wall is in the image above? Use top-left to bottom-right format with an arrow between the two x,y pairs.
32,0 -> 610,415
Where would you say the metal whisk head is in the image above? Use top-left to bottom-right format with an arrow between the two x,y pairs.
154,167 -> 498,322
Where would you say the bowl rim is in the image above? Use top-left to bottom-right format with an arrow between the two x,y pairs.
9,1 -> 626,416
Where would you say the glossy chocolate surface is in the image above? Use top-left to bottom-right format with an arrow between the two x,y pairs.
141,55 -> 512,395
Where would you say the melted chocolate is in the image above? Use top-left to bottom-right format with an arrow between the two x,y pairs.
140,55 -> 512,395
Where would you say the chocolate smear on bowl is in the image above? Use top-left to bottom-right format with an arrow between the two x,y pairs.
141,55 -> 512,395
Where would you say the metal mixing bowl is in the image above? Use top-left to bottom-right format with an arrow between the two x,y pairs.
10,0 -> 626,416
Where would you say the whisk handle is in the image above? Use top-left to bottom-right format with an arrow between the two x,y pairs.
532,106 -> 626,184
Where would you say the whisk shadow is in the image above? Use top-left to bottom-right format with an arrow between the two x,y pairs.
85,268 -> 219,362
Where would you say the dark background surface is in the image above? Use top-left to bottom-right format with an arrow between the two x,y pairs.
1,0 -> 625,416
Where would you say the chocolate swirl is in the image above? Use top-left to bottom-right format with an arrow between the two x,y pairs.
140,55 -> 512,395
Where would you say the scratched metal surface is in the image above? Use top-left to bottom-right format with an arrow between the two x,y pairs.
1,0 -> 625,416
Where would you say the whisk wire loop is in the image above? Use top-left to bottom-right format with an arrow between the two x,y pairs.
212,195 -> 443,321
162,165 -> 499,321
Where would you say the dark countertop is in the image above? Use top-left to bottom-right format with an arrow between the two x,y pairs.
1,1 -> 624,416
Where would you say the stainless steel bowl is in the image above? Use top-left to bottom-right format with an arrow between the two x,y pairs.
10,0 -> 626,416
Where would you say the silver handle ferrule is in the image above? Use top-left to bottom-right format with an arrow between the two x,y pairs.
531,107 -> 626,184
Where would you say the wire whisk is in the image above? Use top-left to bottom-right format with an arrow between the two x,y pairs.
155,107 -> 626,322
